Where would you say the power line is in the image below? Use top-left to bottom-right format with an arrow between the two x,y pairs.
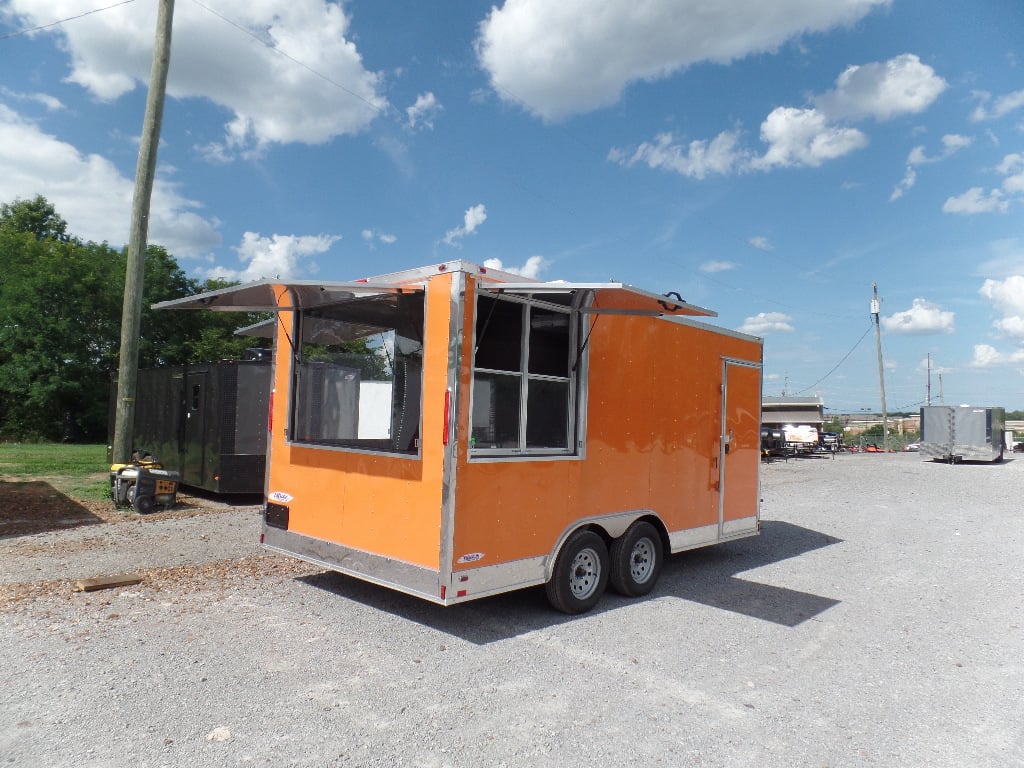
0,0 -> 137,41
188,0 -> 389,118
792,323 -> 873,395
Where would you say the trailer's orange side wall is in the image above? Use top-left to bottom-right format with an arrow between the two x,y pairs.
264,277 -> 452,569
450,282 -> 761,569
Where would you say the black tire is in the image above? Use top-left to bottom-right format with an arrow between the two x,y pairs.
610,521 -> 663,597
132,493 -> 154,514
545,530 -> 609,614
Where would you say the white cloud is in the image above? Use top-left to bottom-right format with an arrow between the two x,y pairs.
979,275 -> 1024,341
752,107 -> 868,169
880,298 -> 954,335
998,153 -> 1024,194
482,255 -> 549,279
0,104 -> 220,256
889,165 -> 916,201
738,311 -> 794,335
203,231 -> 340,282
476,0 -> 888,122
917,357 -> 953,375
443,203 -> 488,247
891,135 -> 971,201
911,135 -> 973,165
814,54 -> 947,122
993,315 -> 1024,338
943,187 -> 1008,215
608,130 -> 746,179
943,152 -> 1024,215
0,86 -> 64,112
405,92 -> 442,131
361,229 -> 397,247
970,343 -> 1024,367
5,0 -> 387,156
971,89 -> 1024,122
612,53 -> 943,178
700,260 -> 736,273
980,275 -> 1024,315
748,236 -> 774,251
941,134 -> 973,153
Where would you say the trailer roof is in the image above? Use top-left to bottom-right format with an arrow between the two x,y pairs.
478,282 -> 716,317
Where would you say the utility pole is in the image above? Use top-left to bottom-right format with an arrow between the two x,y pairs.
926,353 -> 931,406
871,283 -> 890,450
112,0 -> 175,464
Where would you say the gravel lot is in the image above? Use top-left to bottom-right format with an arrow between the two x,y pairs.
1,451 -> 1022,767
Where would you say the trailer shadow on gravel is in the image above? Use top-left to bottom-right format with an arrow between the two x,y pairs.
0,479 -> 104,538
299,519 -> 842,645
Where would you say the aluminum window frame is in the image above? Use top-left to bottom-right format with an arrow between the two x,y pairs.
287,291 -> 426,458
469,292 -> 581,459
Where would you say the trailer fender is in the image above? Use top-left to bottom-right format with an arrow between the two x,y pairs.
544,510 -> 666,581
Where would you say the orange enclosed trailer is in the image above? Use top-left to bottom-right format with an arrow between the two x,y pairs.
156,261 -> 763,613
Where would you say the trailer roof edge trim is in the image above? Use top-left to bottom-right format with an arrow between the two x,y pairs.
478,282 -> 716,317
152,279 -> 424,312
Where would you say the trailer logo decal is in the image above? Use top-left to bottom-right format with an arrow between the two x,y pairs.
269,491 -> 294,503
457,552 -> 485,564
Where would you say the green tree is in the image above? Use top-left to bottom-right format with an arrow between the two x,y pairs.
0,195 -> 72,242
0,196 -> 267,440
822,417 -> 844,434
0,231 -> 118,438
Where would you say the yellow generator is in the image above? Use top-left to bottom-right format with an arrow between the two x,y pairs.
109,456 -> 180,514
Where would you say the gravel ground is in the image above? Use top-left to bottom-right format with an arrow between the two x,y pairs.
1,452 -> 1022,767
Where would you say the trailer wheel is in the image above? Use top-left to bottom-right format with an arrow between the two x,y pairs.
610,521 -> 663,597
545,530 -> 609,614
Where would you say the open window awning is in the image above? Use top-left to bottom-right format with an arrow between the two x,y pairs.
477,282 -> 716,317
151,279 -> 423,312
155,276 -> 714,318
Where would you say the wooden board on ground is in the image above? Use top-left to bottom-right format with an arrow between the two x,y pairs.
73,573 -> 143,592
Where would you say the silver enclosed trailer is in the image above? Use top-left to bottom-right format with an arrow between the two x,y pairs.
919,405 -> 1005,463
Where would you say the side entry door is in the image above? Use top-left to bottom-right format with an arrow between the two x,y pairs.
182,371 -> 208,488
719,358 -> 761,535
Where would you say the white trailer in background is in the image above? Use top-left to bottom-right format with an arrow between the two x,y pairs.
782,423 -> 819,454
919,405 -> 1005,463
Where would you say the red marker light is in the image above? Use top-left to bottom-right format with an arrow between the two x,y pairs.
442,389 -> 451,446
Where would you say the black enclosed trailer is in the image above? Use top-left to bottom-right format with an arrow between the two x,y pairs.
111,355 -> 272,494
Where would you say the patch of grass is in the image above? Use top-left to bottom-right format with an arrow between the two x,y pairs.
0,443 -> 110,500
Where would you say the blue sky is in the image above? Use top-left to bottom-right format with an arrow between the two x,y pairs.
1,0 -> 1023,414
